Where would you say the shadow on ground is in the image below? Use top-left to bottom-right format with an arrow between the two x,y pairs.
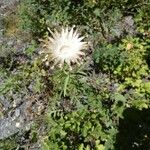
115,108 -> 150,150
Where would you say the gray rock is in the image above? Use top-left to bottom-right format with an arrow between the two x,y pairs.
0,2 -> 45,150
0,87 -> 47,140
0,95 -> 29,139
0,95 -> 11,113
0,115 -> 24,139
14,109 -> 21,117
124,16 -> 136,35
107,15 -> 136,42
0,0 -> 20,16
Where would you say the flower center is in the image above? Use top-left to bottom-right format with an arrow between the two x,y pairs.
60,45 -> 71,56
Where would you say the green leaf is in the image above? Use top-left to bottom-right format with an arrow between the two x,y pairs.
63,74 -> 70,96
113,93 -> 126,103
132,100 -> 149,110
85,145 -> 90,150
60,130 -> 67,137
78,143 -> 84,150
42,142 -> 50,150
96,144 -> 105,150
143,82 -> 150,94
94,8 -> 101,17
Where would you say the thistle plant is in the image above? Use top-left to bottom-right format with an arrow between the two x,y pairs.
40,26 -> 88,69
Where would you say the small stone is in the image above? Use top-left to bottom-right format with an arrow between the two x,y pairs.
15,122 -> 20,128
13,101 -> 17,108
15,109 -> 20,117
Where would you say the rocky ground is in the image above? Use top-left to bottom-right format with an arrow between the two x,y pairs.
0,1 -> 48,149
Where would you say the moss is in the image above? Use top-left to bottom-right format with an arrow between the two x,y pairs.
4,10 -> 20,37
0,138 -> 18,150
3,6 -> 32,41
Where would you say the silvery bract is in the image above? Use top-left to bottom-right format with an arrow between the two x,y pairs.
40,27 -> 87,68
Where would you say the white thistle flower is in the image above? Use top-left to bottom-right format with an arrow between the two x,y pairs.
40,26 -> 87,68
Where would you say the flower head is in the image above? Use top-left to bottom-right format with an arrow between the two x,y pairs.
40,26 -> 87,68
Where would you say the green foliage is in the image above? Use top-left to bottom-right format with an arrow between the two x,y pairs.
0,74 -> 22,94
24,40 -> 37,57
93,43 -> 127,73
135,1 -> 150,33
0,65 -> 26,95
41,67 -> 131,149
18,1 -> 149,148
0,138 -> 18,150
1,0 -> 150,149
0,51 -> 45,96
114,36 -> 150,96
18,0 -> 148,40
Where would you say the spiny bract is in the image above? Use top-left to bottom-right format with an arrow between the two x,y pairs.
40,26 -> 87,68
